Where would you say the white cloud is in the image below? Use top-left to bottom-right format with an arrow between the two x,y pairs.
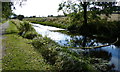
13,0 -> 64,17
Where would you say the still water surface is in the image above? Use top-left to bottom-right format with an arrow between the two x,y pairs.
32,23 -> 120,71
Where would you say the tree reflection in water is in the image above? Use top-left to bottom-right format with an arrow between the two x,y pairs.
67,36 -> 116,71
69,36 -> 99,47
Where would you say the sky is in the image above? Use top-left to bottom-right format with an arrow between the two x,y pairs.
13,0 -> 66,17
13,0 -> 120,17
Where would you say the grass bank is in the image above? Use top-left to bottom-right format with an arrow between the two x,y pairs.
2,34 -> 53,71
2,20 -> 53,71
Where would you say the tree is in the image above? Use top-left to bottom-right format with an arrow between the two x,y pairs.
32,16 -> 36,18
58,0 -> 117,24
1,0 -> 27,19
17,15 -> 24,20
48,15 -> 53,17
2,2 -> 13,19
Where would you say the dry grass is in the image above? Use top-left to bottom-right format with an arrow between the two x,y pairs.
100,14 -> 120,21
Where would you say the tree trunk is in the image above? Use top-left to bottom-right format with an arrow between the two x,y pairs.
82,2 -> 87,47
83,2 -> 87,25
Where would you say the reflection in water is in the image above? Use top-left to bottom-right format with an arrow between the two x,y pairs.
32,24 -> 120,71
69,36 -> 97,47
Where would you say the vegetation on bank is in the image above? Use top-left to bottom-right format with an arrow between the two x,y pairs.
2,34 -> 53,71
24,17 -> 69,29
2,20 -> 115,71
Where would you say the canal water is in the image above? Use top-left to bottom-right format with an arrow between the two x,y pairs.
32,23 -> 120,71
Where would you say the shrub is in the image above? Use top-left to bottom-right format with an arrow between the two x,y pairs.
32,37 -> 58,65
23,31 -> 37,39
18,21 -> 35,36
17,15 -> 24,20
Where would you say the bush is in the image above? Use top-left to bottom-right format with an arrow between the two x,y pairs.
23,31 -> 38,39
18,21 -> 35,36
17,15 -> 24,20
32,37 -> 58,65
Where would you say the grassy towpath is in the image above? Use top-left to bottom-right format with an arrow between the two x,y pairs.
1,20 -> 54,71
0,21 -> 9,71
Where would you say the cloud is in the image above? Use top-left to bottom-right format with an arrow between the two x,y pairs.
13,0 -> 63,17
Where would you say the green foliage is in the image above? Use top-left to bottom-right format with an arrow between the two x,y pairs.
18,21 -> 35,36
23,31 -> 37,39
58,1 -> 117,17
2,1 -> 27,19
90,2 -> 117,16
2,2 -> 13,19
10,20 -> 38,39
67,18 -> 120,38
17,15 -> 24,20
32,37 -> 59,65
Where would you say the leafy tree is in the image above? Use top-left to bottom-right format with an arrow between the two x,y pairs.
90,2 -> 117,19
2,2 -> 13,19
17,15 -> 24,20
32,16 -> 36,18
48,15 -> 53,17
1,0 -> 27,19
58,0 -> 118,24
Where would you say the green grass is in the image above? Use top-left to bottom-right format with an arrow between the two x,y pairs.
5,21 -> 19,34
2,34 -> 53,71
2,21 -> 53,71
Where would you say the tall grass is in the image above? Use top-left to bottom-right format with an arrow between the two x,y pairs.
11,20 -> 38,39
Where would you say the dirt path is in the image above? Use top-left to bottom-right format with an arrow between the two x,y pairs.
0,21 -> 9,71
